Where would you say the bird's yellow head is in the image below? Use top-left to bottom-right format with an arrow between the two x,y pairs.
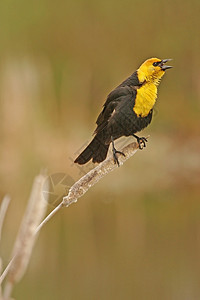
137,58 -> 172,85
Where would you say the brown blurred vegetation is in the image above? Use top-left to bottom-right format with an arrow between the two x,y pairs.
0,0 -> 200,299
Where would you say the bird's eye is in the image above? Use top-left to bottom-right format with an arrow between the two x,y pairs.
153,61 -> 160,67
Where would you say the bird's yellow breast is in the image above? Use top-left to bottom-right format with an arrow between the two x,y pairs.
133,83 -> 157,117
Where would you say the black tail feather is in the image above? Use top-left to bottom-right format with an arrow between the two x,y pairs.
74,136 -> 109,165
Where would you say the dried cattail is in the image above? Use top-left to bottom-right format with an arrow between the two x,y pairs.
63,141 -> 140,206
1,140 -> 143,299
34,141 -> 140,235
3,173 -> 48,299
0,196 -> 11,299
0,195 -> 11,244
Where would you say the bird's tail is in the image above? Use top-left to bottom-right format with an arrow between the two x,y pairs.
74,135 -> 109,165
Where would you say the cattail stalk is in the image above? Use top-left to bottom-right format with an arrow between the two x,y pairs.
3,174 -> 48,299
1,139 -> 145,298
0,195 -> 11,244
36,140 -> 141,233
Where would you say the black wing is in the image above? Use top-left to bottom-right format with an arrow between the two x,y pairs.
94,86 -> 136,134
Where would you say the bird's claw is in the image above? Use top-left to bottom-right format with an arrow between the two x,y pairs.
137,137 -> 148,149
113,149 -> 125,167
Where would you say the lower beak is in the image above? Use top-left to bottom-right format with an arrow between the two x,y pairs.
160,59 -> 173,70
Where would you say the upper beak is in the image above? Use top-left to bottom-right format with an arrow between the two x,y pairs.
160,59 -> 173,70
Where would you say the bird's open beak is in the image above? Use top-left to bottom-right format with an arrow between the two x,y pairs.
160,59 -> 173,70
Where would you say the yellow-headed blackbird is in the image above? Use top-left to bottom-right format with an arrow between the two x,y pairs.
75,58 -> 172,166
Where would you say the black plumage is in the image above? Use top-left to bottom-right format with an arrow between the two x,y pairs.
74,71 -> 152,165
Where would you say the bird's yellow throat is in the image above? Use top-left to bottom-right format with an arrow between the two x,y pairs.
133,65 -> 165,117
133,82 -> 157,117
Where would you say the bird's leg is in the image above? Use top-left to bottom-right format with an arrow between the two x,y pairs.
111,136 -> 125,167
132,134 -> 148,149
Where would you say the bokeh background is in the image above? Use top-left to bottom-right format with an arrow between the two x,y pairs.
1,0 -> 200,299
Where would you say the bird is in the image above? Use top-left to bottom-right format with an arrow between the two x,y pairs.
74,58 -> 172,166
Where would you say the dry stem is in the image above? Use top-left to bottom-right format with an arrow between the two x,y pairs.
36,140 -> 140,233
0,195 -> 11,244
2,174 -> 48,299
0,139 -> 144,291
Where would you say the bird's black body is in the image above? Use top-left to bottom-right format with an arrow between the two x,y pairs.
74,71 -> 152,164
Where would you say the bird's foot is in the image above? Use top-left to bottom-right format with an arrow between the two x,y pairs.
111,136 -> 125,166
133,135 -> 148,149
112,148 -> 125,167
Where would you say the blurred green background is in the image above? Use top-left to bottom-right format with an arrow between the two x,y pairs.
0,0 -> 200,299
